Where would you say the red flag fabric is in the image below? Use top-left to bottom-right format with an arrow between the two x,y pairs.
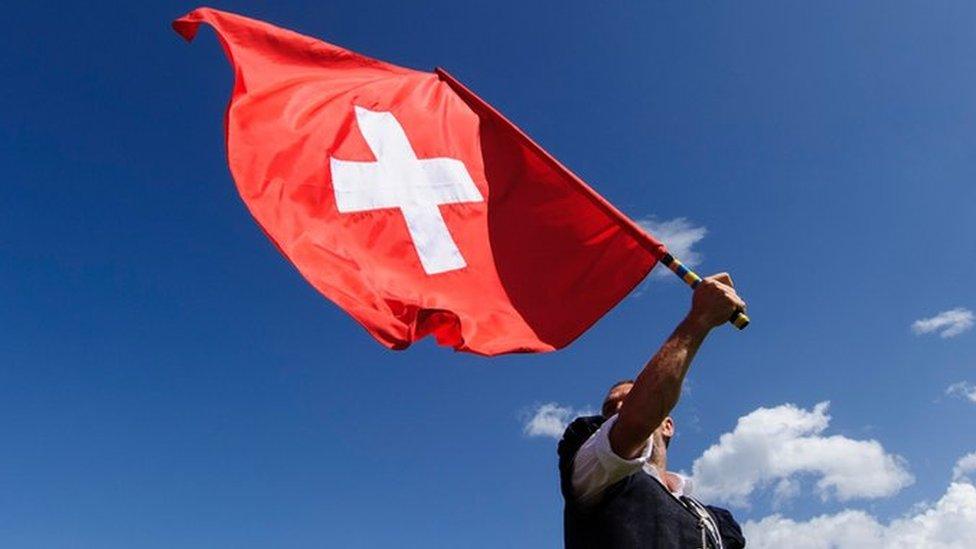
173,8 -> 666,356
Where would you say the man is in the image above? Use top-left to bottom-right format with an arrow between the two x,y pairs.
558,273 -> 747,548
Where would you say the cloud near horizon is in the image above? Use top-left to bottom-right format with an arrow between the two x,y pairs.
911,308 -> 974,338
695,406 -> 976,546
690,402 -> 913,507
744,457 -> 976,548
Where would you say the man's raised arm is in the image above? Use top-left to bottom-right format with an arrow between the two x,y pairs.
609,273 -> 746,459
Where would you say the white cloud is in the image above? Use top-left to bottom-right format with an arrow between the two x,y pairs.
522,403 -> 594,439
743,480 -> 976,549
912,308 -> 974,338
636,217 -> 707,278
772,478 -> 801,508
953,452 -> 976,483
946,381 -> 976,404
744,509 -> 886,548
698,406 -> 976,547
690,402 -> 913,506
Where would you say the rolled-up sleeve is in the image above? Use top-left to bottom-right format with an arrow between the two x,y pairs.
570,414 -> 652,507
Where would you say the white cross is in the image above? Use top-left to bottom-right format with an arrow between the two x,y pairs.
330,106 -> 484,275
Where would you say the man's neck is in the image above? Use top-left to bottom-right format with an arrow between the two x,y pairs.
649,444 -> 680,492
649,439 -> 668,475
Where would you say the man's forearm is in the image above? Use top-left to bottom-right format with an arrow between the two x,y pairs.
607,272 -> 745,460
609,316 -> 710,459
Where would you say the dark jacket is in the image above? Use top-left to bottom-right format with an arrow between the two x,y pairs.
558,416 -> 746,548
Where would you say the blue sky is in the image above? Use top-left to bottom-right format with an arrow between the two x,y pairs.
3,1 -> 976,547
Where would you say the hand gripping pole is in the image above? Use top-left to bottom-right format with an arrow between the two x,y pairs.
660,253 -> 750,330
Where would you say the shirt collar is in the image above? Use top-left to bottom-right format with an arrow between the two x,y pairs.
643,464 -> 694,498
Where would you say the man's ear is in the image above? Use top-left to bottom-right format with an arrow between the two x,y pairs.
661,416 -> 675,438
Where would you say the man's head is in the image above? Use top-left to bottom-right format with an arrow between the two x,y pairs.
601,380 -> 674,448
601,379 -> 635,418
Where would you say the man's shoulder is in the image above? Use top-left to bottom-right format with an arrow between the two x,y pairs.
557,415 -> 605,459
563,415 -> 606,437
557,415 -> 606,475
557,415 -> 606,502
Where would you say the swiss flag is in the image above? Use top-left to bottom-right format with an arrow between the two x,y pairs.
174,8 -> 666,356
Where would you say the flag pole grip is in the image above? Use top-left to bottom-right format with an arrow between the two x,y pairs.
660,253 -> 750,330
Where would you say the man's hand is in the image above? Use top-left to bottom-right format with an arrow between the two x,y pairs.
685,273 -> 747,332
609,272 -> 746,460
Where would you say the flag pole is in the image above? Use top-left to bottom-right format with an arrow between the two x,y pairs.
659,253 -> 750,330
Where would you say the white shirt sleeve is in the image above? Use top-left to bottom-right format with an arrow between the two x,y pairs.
570,414 -> 652,507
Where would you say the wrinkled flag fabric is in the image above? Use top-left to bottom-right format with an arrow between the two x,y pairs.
173,7 -> 666,356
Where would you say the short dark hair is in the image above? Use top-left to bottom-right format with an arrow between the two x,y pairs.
601,379 -> 635,417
